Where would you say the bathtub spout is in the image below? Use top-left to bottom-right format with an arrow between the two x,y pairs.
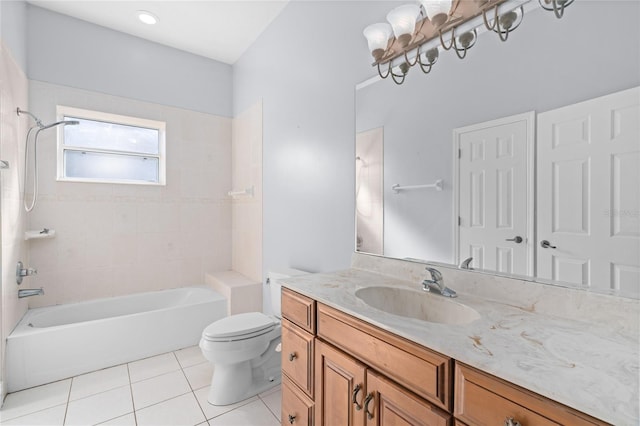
18,288 -> 44,298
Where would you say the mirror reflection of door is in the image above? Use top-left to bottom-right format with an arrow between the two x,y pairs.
455,112 -> 534,275
537,87 -> 640,296
356,127 -> 384,255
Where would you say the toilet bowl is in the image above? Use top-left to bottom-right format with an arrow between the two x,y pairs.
199,269 -> 307,406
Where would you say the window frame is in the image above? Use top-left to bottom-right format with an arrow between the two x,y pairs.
56,105 -> 166,186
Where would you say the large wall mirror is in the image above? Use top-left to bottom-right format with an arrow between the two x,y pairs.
355,1 -> 640,298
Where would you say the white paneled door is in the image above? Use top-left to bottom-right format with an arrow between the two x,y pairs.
537,87 -> 640,295
456,112 -> 534,275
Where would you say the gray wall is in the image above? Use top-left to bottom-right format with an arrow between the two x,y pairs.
233,1 -> 397,303
356,1 -> 640,264
27,5 -> 233,117
0,0 -> 28,71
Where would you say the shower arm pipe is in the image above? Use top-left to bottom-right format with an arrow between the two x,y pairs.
17,107 -> 43,128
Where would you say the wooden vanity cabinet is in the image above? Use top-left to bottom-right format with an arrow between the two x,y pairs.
281,288 -> 608,426
281,289 -> 316,425
454,363 -> 608,426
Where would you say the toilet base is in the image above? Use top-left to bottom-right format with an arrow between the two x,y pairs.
207,360 -> 281,406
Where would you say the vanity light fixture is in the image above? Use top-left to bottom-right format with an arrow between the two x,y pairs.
364,0 -> 573,85
539,0 -> 574,19
137,10 -> 158,25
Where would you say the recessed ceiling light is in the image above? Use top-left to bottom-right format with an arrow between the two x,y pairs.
137,10 -> 158,25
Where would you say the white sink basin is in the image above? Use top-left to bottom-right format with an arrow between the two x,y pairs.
355,286 -> 481,325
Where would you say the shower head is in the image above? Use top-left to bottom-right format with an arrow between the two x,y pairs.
18,108 -> 80,131
39,120 -> 80,130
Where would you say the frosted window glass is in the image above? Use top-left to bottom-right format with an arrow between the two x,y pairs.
63,117 -> 159,154
64,151 -> 159,182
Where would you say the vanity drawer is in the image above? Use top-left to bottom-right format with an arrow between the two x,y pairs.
317,303 -> 452,412
282,288 -> 316,334
282,375 -> 314,426
282,319 -> 315,398
454,363 -> 608,426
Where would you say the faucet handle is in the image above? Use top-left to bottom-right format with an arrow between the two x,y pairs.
425,267 -> 442,282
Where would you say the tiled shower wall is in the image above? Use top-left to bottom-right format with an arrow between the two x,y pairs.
231,100 -> 262,283
27,81 -> 232,307
0,41 -> 29,397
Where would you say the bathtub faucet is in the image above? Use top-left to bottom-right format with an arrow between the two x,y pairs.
18,288 -> 44,298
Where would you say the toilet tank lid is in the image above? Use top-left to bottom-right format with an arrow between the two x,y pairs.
203,312 -> 276,339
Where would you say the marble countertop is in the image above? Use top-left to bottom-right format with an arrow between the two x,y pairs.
280,268 -> 639,425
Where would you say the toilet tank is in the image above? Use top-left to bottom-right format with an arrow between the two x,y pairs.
268,268 -> 308,318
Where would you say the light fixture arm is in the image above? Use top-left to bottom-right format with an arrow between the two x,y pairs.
551,0 -> 566,19
495,7 -> 510,42
417,48 -> 439,74
377,62 -> 392,79
438,28 -> 456,51
404,45 -> 421,67
390,69 -> 406,85
539,0 -> 573,19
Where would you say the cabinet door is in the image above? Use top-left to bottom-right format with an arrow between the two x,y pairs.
283,376 -> 314,426
315,340 -> 367,426
365,370 -> 451,426
282,319 -> 314,398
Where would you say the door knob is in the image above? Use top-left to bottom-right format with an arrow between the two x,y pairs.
288,352 -> 297,361
540,240 -> 556,249
505,236 -> 523,243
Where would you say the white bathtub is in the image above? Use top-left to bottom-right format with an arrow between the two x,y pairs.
6,287 -> 226,392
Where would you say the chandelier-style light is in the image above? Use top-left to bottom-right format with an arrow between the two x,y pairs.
363,0 -> 573,85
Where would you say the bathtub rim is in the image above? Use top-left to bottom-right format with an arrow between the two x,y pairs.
8,286 -> 225,337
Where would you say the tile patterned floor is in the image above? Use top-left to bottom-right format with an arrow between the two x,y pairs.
0,346 -> 281,426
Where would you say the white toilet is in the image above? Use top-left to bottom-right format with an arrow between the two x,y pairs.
199,269 -> 307,406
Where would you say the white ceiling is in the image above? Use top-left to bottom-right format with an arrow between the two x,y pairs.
27,1 -> 290,64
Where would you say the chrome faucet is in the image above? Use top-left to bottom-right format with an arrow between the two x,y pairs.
18,288 -> 44,298
422,267 -> 457,298
459,257 -> 473,270
16,261 -> 37,285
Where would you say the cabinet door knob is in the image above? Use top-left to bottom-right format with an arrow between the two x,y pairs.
505,236 -> 523,243
288,414 -> 296,424
352,384 -> 362,411
363,393 -> 375,420
504,417 -> 522,426
288,352 -> 297,361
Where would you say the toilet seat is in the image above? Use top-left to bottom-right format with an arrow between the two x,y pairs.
202,312 -> 278,342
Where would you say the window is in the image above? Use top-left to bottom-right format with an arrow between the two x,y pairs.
57,106 -> 166,185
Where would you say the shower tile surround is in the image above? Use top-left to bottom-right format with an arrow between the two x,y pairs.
231,100 -> 262,283
279,253 -> 639,425
0,346 -> 281,425
0,41 -> 30,400
25,80 -> 233,307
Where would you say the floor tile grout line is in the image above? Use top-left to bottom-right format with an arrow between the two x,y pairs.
62,377 -> 73,425
0,402 -> 68,424
175,350 -> 210,423
126,363 -> 139,426
258,395 -> 281,423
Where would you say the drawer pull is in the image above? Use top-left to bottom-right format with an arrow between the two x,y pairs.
352,384 -> 362,411
288,352 -> 297,361
504,417 -> 522,426
288,414 -> 296,424
364,393 -> 375,420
